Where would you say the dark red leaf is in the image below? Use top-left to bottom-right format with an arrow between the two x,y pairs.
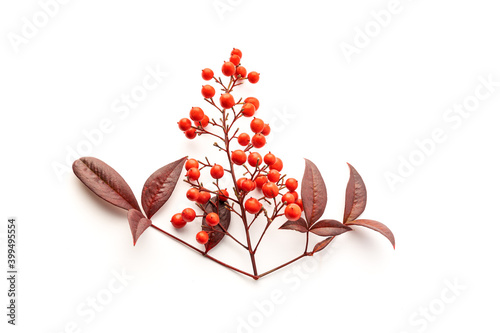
345,219 -> 395,249
343,163 -> 367,223
202,197 -> 231,252
127,209 -> 152,246
141,157 -> 187,218
301,159 -> 327,227
312,236 -> 335,254
309,219 -> 352,237
73,157 -> 140,211
278,218 -> 308,233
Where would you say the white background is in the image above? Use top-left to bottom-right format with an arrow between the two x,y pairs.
1,0 -> 500,332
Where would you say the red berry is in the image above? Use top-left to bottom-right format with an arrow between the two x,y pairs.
236,66 -> 247,78
196,190 -> 211,205
241,103 -> 255,117
245,197 -> 262,214
187,167 -> 200,181
251,133 -> 266,148
189,107 -> 204,121
206,212 -> 220,226
218,189 -> 229,201
281,192 -> 296,204
229,54 -> 241,66
267,169 -> 281,182
196,231 -> 209,244
264,153 -> 276,166
184,128 -> 197,139
285,204 -> 301,221
186,188 -> 200,201
231,150 -> 247,165
231,48 -> 242,59
201,68 -> 214,81
248,152 -> 262,167
262,182 -> 279,198
244,97 -> 259,110
255,175 -> 268,189
285,178 -> 298,191
201,85 -> 215,99
250,118 -> 264,133
182,208 -> 196,222
261,124 -> 271,136
221,61 -> 236,76
295,198 -> 304,211
185,159 -> 199,171
247,71 -> 260,83
270,158 -> 283,172
241,179 -> 256,192
171,213 -> 187,228
210,164 -> 224,179
289,191 -> 299,201
237,177 -> 247,191
238,133 -> 251,146
199,115 -> 210,128
220,93 -> 235,109
178,118 -> 192,131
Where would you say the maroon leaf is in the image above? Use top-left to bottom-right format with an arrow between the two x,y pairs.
301,159 -> 327,227
312,236 -> 335,254
127,209 -> 152,246
343,163 -> 367,223
345,219 -> 395,249
141,157 -> 187,219
279,218 -> 308,233
202,197 -> 231,252
309,219 -> 352,237
73,157 -> 140,211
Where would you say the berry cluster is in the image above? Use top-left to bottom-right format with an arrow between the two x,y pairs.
172,48 -> 302,247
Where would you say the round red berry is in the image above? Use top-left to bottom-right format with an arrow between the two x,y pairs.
229,54 -> 241,66
201,85 -> 215,99
247,71 -> 260,83
182,208 -> 196,222
184,128 -> 197,139
285,178 -> 298,191
255,175 -> 268,189
171,213 -> 187,228
199,115 -> 210,128
241,179 -> 256,192
221,61 -> 236,76
236,66 -> 247,78
196,191 -> 211,205
220,93 -> 235,109
231,48 -> 242,58
218,189 -> 229,201
285,204 -> 301,221
262,182 -> 279,198
238,133 -> 251,146
281,192 -> 296,204
267,169 -> 280,182
241,103 -> 255,117
270,158 -> 283,172
186,188 -> 200,201
264,153 -> 276,166
231,150 -> 247,165
201,68 -> 214,81
245,197 -> 262,214
185,159 -> 199,171
178,118 -> 192,131
196,231 -> 209,244
206,212 -> 220,226
237,177 -> 247,191
250,118 -> 264,133
248,152 -> 262,167
187,167 -> 200,181
289,191 -> 299,201
244,97 -> 259,110
251,133 -> 266,148
210,164 -> 224,179
261,124 -> 271,136
295,198 -> 304,211
189,107 -> 204,121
